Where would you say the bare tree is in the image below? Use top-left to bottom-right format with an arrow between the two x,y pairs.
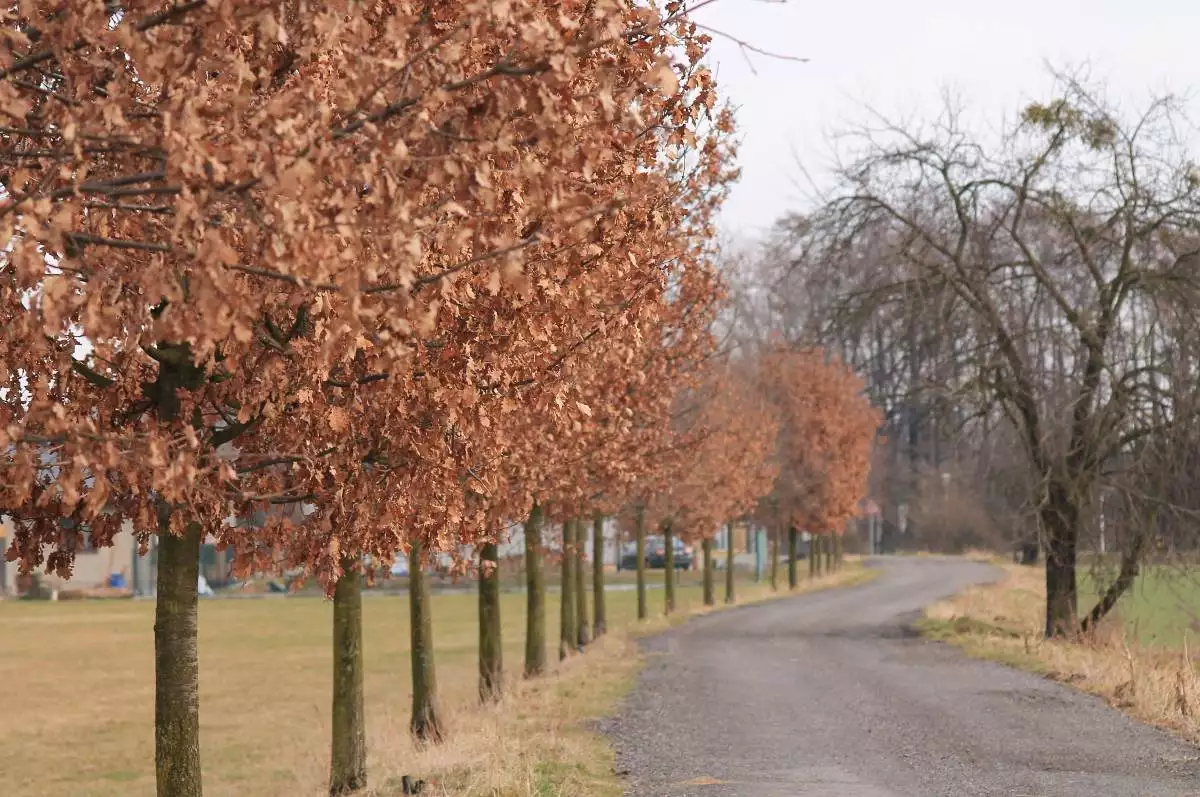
773,74 -> 1200,638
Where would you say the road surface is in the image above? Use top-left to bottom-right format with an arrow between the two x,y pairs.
607,557 -> 1200,796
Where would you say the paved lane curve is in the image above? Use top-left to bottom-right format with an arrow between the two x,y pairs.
607,557 -> 1200,797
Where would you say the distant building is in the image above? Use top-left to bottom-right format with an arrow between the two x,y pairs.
0,515 -> 239,597
0,516 -> 155,596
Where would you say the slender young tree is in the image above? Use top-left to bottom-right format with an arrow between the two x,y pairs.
479,541 -> 503,702
635,505 -> 649,621
155,514 -> 203,797
330,556 -> 366,796
771,527 -> 781,590
763,348 -> 880,586
524,505 -> 547,678
702,537 -> 715,606
409,539 -> 442,744
575,519 -> 590,649
725,523 -> 736,604
663,520 -> 677,614
788,526 -> 799,589
592,513 -> 607,638
559,520 -> 577,660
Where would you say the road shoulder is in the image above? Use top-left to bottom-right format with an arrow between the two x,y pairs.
918,561 -> 1200,747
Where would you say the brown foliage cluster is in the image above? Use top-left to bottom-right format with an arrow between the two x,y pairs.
645,358 -> 781,538
0,1 -> 772,586
762,347 -> 880,536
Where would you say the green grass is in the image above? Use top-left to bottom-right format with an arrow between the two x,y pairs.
0,566 -> 793,797
1079,563 -> 1200,647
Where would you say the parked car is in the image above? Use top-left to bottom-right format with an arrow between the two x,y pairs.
618,542 -> 639,571
619,535 -> 694,570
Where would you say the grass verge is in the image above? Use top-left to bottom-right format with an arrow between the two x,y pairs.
0,561 -> 873,797
917,562 -> 1200,746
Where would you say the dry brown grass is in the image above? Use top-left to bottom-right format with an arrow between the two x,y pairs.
895,548 -> 1006,564
920,563 -> 1200,745
0,563 -> 873,797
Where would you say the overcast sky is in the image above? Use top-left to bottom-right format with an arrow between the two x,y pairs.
695,0 -> 1200,242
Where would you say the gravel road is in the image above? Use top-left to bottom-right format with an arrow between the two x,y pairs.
607,557 -> 1200,797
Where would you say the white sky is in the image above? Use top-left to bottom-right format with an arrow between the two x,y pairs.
695,0 -> 1200,241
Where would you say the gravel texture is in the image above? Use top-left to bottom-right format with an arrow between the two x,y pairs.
607,557 -> 1200,796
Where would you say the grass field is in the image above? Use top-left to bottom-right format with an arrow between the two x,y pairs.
1079,564 -> 1200,647
0,565 -> 868,797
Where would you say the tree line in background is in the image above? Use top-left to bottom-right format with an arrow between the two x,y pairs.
0,4 -> 877,797
756,70 -> 1200,639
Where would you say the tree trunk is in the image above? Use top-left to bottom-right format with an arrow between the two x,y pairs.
724,524 -> 736,604
574,520 -> 590,649
787,526 -> 798,590
635,506 -> 647,621
592,513 -> 606,638
409,538 -> 442,743
833,533 -> 843,571
478,542 -> 502,702
770,526 -> 780,591
663,521 -> 676,615
524,504 -> 546,678
702,537 -> 715,606
559,519 -> 576,660
809,532 -> 817,578
1082,524 -> 1147,633
155,514 -> 203,797
330,557 -> 366,796
1043,486 -> 1080,638
824,534 -> 833,574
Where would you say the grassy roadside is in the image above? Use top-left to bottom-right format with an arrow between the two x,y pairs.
0,561 -> 874,797
917,562 -> 1200,746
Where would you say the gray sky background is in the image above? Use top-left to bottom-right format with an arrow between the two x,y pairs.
695,0 -> 1200,242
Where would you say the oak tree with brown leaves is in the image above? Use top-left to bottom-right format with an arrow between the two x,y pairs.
1,1 -> 736,794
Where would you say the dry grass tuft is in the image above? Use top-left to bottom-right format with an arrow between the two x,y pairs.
920,564 -> 1200,745
359,632 -> 638,797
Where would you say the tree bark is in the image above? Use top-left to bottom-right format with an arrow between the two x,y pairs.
702,537 -> 715,606
523,504 -> 546,678
635,506 -> 647,621
559,519 -> 576,660
155,513 -> 203,797
330,557 -> 366,796
770,526 -> 780,591
663,521 -> 676,615
574,519 -> 590,649
787,526 -> 799,590
724,524 -> 736,604
409,538 -> 442,743
478,542 -> 502,702
1043,487 -> 1080,638
592,513 -> 606,638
